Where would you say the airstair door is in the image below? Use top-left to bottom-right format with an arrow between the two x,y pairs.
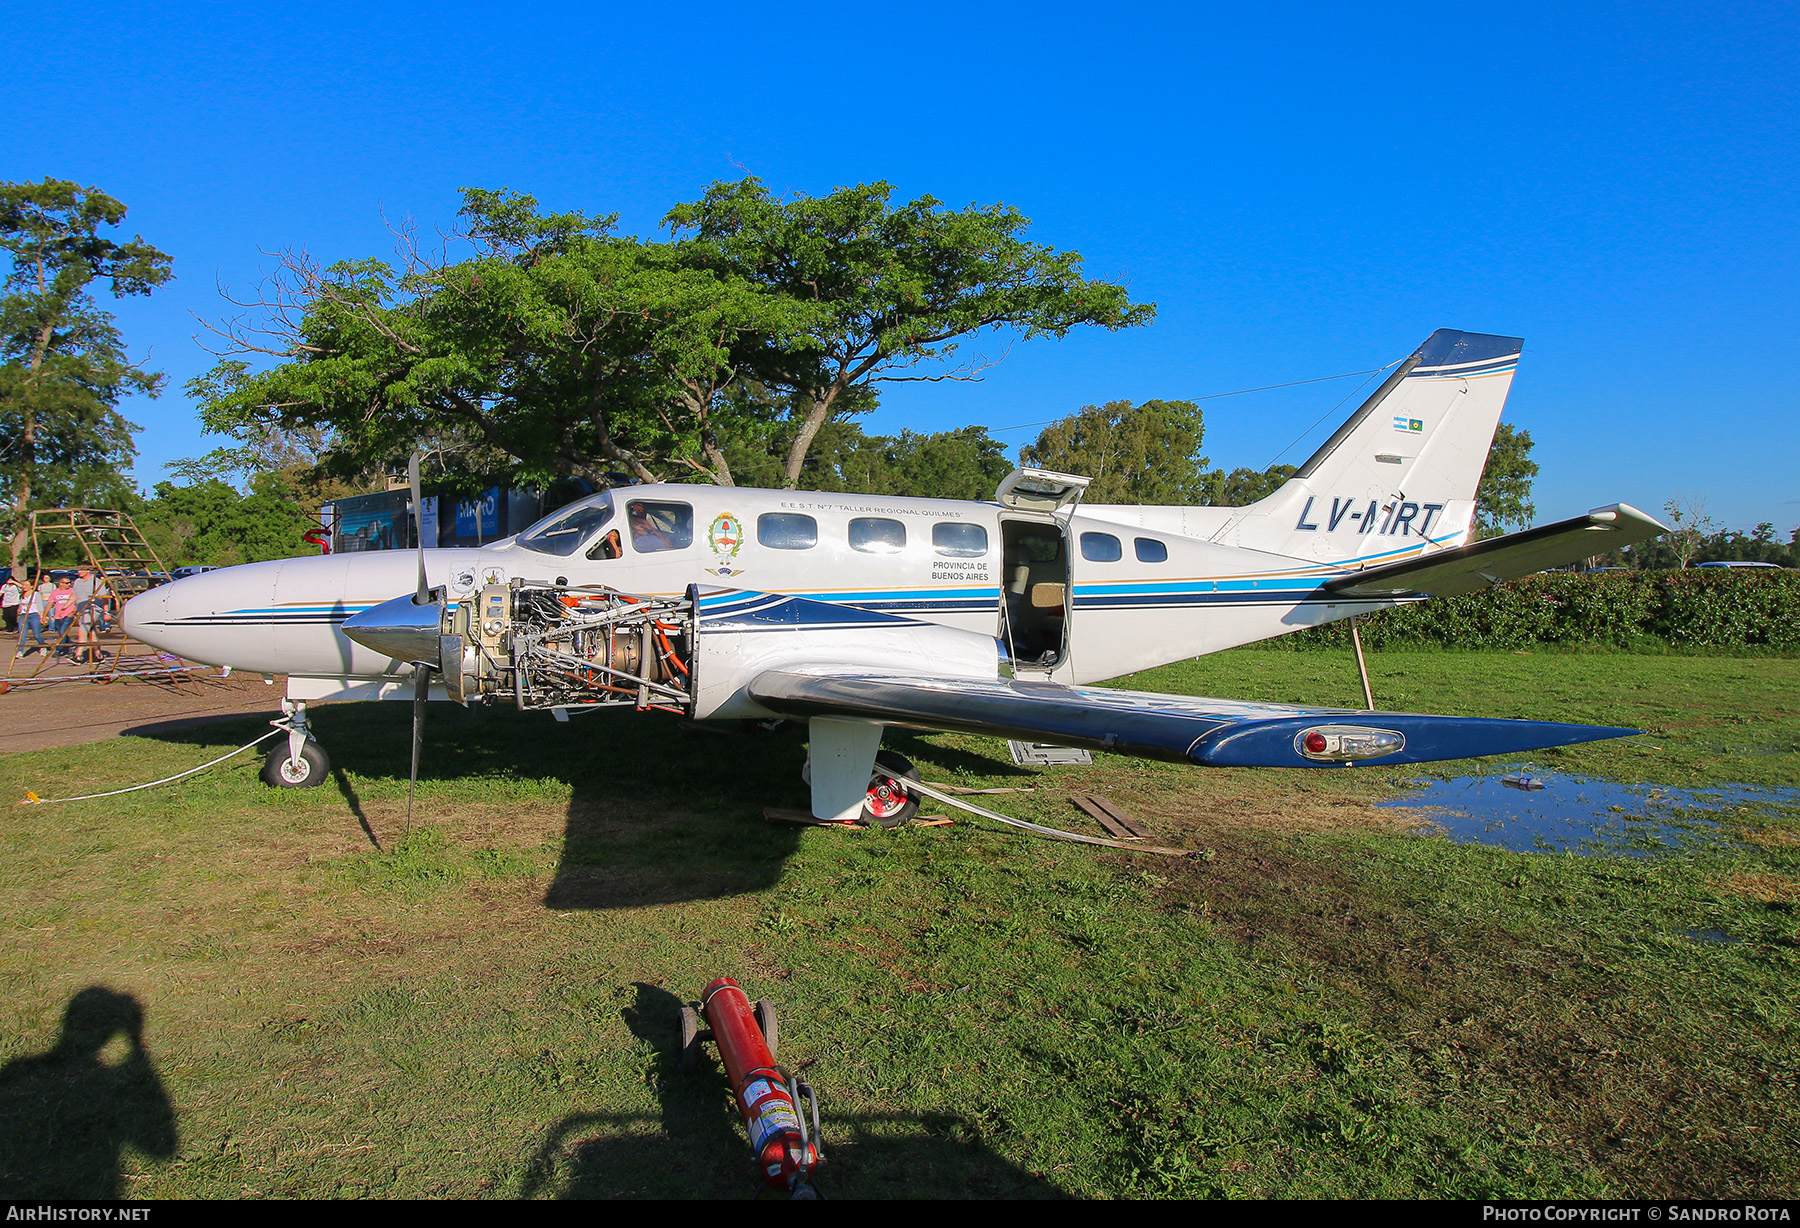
995,468 -> 1091,516
998,517 -> 1072,674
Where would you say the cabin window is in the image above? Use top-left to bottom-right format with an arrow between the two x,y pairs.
849,517 -> 906,554
1080,532 -> 1123,562
627,501 -> 692,553
1134,537 -> 1168,563
758,512 -> 818,550
932,522 -> 988,558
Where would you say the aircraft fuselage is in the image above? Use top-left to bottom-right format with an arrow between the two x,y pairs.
124,482 -> 1456,705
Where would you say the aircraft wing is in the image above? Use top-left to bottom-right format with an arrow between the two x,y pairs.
1326,503 -> 1668,598
746,669 -> 1635,769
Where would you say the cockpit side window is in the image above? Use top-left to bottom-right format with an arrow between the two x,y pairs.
518,494 -> 614,557
588,529 -> 622,560
627,501 -> 693,553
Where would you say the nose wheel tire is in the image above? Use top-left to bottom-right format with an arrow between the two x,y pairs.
262,740 -> 330,788
865,752 -> 921,828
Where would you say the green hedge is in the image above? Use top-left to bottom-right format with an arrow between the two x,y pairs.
1266,571 -> 1800,651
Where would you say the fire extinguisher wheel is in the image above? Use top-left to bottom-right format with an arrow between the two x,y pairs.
678,1005 -> 702,1072
753,999 -> 778,1058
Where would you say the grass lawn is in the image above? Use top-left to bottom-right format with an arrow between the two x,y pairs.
1,648 -> 1795,1199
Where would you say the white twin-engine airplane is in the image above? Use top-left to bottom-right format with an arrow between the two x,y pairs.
126,329 -> 1666,824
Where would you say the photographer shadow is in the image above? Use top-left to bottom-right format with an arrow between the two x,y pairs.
0,987 -> 178,1198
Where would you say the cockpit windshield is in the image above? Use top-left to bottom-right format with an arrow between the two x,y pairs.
517,492 -> 615,557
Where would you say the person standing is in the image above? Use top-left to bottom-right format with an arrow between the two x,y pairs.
48,576 -> 78,658
72,567 -> 102,664
17,577 -> 50,658
1,572 -> 21,635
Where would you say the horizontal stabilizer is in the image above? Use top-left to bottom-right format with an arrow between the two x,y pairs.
749,670 -> 1636,769
1326,503 -> 1668,598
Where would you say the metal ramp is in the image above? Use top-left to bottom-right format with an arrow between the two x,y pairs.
2,508 -> 217,693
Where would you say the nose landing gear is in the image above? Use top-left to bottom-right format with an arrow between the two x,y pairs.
263,699 -> 331,788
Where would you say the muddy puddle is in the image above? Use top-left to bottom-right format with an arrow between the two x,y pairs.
1381,768 -> 1800,855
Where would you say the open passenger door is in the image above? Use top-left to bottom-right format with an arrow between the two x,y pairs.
993,469 -> 1090,675
995,468 -> 1091,515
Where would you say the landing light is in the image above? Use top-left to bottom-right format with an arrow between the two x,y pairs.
1295,724 -> 1404,763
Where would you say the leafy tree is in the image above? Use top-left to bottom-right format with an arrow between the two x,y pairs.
665,179 -> 1154,487
1020,399 -> 1212,503
194,181 -> 1151,494
194,189 -> 812,492
1018,397 -> 1310,506
726,417 -> 1012,500
1659,493 -> 1718,569
1472,422 -> 1538,535
884,427 -> 1014,501
1692,521 -> 1793,567
1198,464 -> 1298,507
1019,396 -> 1539,522
133,478 -> 319,568
1,179 -> 172,569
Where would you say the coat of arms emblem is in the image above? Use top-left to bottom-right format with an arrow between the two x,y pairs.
706,513 -> 745,576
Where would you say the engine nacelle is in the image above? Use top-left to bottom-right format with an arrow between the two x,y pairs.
685,588 -> 999,721
435,582 -> 999,719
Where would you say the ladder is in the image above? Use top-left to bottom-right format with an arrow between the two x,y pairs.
2,508 -> 216,693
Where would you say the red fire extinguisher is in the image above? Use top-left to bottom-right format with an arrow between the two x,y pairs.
681,977 -> 823,1198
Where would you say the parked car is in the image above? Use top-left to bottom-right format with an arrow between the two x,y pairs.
170,566 -> 218,581
1694,560 -> 1785,570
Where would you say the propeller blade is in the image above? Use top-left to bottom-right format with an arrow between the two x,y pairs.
407,664 -> 429,832
409,450 -> 429,606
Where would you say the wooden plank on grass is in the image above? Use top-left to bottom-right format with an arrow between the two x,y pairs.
1073,795 -> 1151,840
1073,795 -> 1134,839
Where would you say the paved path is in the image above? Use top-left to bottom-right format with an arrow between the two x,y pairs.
0,649 -> 286,753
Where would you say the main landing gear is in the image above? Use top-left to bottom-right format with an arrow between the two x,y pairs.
803,749 -> 922,827
262,699 -> 331,788
863,752 -> 921,828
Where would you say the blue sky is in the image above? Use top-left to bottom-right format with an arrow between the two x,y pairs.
6,0 -> 1796,530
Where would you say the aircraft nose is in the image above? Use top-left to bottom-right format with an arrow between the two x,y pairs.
341,593 -> 443,665
121,585 -> 169,647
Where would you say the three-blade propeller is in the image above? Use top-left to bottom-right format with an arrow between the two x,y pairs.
335,453 -> 450,832
406,451 -> 436,830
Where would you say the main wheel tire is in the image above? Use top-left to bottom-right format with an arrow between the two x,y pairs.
864,752 -> 921,828
261,740 -> 330,788
678,1006 -> 702,1072
753,999 -> 778,1058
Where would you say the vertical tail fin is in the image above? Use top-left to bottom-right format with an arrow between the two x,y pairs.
1217,329 -> 1524,564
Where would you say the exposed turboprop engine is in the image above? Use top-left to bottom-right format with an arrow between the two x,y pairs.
440,582 -> 695,712
341,580 -> 1002,723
